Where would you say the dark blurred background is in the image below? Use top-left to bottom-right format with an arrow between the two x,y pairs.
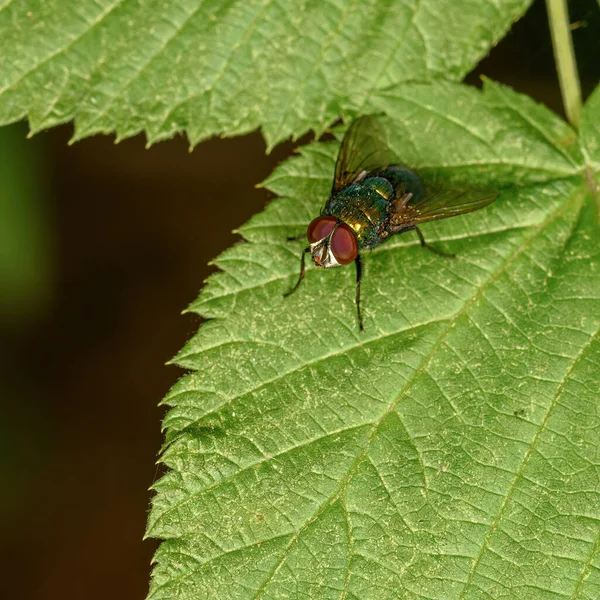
1,1 -> 598,598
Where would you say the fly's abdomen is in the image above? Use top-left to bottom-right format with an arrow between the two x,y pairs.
376,166 -> 425,204
324,178 -> 393,248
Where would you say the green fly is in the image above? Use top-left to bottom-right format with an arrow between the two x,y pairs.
285,116 -> 498,331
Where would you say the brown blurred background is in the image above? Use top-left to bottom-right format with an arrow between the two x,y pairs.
1,1 -> 598,598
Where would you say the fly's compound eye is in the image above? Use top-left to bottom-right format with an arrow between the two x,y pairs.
331,223 -> 358,264
307,216 -> 338,243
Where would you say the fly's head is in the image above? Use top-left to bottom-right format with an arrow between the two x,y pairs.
306,216 -> 358,268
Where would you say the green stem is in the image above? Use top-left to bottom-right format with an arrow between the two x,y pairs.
546,0 -> 582,129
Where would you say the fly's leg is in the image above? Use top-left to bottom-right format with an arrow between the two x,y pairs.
415,226 -> 456,259
287,233 -> 307,242
393,191 -> 413,212
284,247 -> 310,298
355,253 -> 365,333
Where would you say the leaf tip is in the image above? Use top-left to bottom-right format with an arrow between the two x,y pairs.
68,127 -> 86,145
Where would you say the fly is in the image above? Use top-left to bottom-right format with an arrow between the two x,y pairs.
284,116 -> 498,332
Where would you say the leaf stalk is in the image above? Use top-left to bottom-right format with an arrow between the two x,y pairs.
546,0 -> 582,129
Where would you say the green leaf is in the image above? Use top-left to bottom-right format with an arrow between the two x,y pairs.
582,84 -> 600,170
147,80 -> 600,599
0,0 -> 531,149
581,85 -> 600,222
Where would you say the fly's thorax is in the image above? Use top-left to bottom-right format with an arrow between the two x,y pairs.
324,178 -> 393,248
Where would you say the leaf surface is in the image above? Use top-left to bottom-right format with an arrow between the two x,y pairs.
583,84 -> 600,171
147,80 -> 600,600
0,0 -> 531,148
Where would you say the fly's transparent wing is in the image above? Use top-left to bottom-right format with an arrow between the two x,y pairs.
391,178 -> 498,229
332,116 -> 390,195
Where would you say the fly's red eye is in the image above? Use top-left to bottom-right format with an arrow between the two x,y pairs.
331,224 -> 358,264
307,216 -> 337,243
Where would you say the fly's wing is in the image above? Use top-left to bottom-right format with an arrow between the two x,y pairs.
332,116 -> 390,195
391,178 -> 498,229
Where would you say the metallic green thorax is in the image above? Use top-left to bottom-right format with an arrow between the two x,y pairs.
323,167 -> 424,248
324,177 -> 392,248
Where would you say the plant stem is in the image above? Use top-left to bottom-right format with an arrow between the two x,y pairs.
546,0 -> 582,129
